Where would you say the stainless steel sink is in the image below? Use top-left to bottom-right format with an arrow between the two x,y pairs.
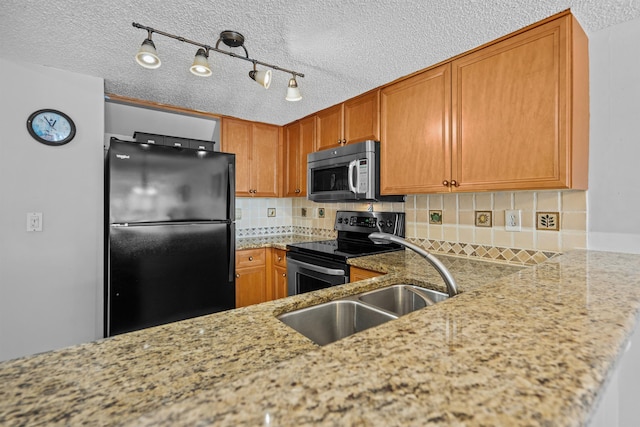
356,284 -> 448,316
277,300 -> 397,346
277,284 -> 450,346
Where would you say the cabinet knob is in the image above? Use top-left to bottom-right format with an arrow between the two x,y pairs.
278,256 -> 282,261
248,256 -> 254,261
236,273 -> 240,278
451,180 -> 459,187
442,180 -> 450,187
295,188 -> 301,193
282,273 -> 287,277
337,139 -> 341,145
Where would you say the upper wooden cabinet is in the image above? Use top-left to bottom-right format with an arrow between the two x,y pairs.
381,12 -> 588,194
283,116 -> 315,197
222,117 -> 280,197
380,64 -> 452,194
451,13 -> 588,192
315,90 -> 380,151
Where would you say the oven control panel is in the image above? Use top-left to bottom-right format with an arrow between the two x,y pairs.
334,210 -> 405,236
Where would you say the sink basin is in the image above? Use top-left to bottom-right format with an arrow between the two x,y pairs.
357,284 -> 448,316
277,300 -> 397,346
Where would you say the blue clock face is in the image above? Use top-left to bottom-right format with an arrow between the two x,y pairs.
27,109 -> 76,146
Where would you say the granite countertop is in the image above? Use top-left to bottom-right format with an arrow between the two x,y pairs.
1,248 -> 640,426
236,234 -> 328,251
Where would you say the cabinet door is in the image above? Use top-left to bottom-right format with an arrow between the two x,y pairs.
451,15 -> 586,191
235,265 -> 267,308
298,116 -> 315,196
222,118 -> 252,196
380,64 -> 452,194
272,265 -> 288,300
344,90 -> 380,144
315,104 -> 343,151
284,121 -> 302,197
251,123 -> 280,197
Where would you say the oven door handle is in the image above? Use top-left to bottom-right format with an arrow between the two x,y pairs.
288,258 -> 346,276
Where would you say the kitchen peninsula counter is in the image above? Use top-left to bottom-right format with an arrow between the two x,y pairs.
1,250 -> 639,426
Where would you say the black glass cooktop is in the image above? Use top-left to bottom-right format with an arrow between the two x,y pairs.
287,239 -> 402,262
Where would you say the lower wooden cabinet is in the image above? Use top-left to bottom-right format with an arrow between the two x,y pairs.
235,248 -> 288,308
349,266 -> 384,283
270,248 -> 288,300
235,248 -> 267,308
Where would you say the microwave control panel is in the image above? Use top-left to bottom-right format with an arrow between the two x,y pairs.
357,159 -> 368,193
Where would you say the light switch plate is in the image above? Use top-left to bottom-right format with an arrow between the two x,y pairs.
267,208 -> 276,217
26,212 -> 43,232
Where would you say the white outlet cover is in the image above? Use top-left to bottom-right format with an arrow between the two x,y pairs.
26,212 -> 43,232
505,209 -> 521,232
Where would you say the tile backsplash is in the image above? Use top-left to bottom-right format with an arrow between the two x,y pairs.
236,190 -> 587,262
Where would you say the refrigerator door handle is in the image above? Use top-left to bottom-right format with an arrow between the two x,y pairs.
229,224 -> 236,283
228,162 -> 235,220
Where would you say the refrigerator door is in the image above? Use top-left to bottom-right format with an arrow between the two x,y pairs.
108,139 -> 234,223
107,222 -> 235,336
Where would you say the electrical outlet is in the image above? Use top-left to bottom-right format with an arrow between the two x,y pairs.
505,209 -> 521,232
26,212 -> 43,232
267,208 -> 276,217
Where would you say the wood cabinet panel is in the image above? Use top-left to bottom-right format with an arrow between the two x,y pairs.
235,265 -> 267,308
349,266 -> 384,283
221,118 -> 251,195
315,104 -> 343,151
344,90 -> 380,144
222,118 -> 280,197
252,123 -> 280,197
284,116 -> 315,197
451,14 -> 588,191
380,65 -> 451,194
269,248 -> 288,300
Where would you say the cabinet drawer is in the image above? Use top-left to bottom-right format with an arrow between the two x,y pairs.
236,248 -> 266,268
272,248 -> 287,268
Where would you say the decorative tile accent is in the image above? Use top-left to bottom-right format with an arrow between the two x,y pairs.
407,237 -> 559,266
537,212 -> 560,231
429,210 -> 443,225
475,211 -> 493,227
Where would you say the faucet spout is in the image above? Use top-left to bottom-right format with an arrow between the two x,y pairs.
368,232 -> 458,297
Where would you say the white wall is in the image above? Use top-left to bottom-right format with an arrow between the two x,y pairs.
0,59 -> 104,361
587,16 -> 640,254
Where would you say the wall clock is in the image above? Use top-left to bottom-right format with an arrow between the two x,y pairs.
26,109 -> 76,146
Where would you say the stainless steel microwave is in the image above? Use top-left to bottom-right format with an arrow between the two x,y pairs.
307,140 -> 404,203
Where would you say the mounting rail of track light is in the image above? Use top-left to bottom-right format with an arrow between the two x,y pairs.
132,22 -> 304,101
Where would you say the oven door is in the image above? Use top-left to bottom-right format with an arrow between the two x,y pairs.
286,252 -> 349,296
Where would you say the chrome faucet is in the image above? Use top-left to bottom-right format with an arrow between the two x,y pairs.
368,232 -> 459,297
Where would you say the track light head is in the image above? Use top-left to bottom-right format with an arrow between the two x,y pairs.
190,48 -> 212,77
285,76 -> 302,101
135,37 -> 161,69
249,64 -> 272,89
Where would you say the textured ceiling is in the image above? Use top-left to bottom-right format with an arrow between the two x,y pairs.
1,0 -> 639,125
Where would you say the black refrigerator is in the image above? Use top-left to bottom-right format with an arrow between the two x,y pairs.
105,138 -> 235,337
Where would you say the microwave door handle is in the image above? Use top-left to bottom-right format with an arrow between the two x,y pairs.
348,160 -> 358,194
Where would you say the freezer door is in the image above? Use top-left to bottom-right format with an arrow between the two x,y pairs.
107,223 -> 235,336
108,139 -> 234,223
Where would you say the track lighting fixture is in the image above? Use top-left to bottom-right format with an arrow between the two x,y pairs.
248,62 -> 272,89
135,31 -> 161,69
190,48 -> 212,77
285,75 -> 302,102
132,23 -> 304,100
